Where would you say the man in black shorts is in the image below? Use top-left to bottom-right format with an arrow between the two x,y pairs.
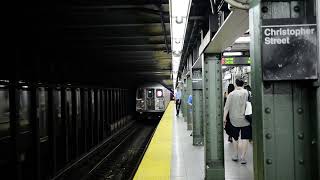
175,88 -> 182,116
223,79 -> 251,164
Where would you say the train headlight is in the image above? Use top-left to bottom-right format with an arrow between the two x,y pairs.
156,90 -> 163,97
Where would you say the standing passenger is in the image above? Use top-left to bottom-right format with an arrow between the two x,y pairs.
224,84 -> 235,143
175,88 -> 182,116
244,85 -> 253,142
187,94 -> 193,136
223,79 -> 251,164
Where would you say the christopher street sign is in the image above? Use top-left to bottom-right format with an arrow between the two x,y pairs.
262,24 -> 318,80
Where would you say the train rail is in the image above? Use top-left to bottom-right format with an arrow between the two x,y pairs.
52,120 -> 158,180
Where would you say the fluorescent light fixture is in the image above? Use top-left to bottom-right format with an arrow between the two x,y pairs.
224,74 -> 232,80
170,0 -> 192,83
234,36 -> 250,44
174,39 -> 181,44
175,16 -> 184,24
171,21 -> 187,39
171,0 -> 191,17
223,52 -> 243,56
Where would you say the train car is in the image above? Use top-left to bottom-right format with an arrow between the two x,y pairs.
136,83 -> 171,120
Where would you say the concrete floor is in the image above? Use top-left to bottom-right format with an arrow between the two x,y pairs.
170,113 -> 254,180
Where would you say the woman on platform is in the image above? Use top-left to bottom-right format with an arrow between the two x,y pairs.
224,84 -> 235,142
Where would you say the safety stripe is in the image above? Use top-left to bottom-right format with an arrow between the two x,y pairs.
133,101 -> 174,180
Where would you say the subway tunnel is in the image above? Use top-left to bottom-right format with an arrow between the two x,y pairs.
6,0 -> 176,179
5,0 -> 320,180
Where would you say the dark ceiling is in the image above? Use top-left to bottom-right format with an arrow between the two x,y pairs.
12,0 -> 172,88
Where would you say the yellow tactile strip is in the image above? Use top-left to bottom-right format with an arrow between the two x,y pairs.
133,101 -> 174,180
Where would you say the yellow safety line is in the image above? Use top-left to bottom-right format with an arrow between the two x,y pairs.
133,101 -> 174,180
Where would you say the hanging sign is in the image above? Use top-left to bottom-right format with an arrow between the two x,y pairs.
221,57 -> 251,65
262,24 -> 318,80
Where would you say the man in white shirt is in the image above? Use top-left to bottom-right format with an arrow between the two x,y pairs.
223,79 -> 251,164
175,88 -> 182,116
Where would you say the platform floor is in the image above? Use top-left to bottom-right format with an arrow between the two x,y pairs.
134,102 -> 254,180
171,113 -> 254,180
171,115 -> 205,180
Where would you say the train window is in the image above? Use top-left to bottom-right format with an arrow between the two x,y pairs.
0,87 -> 9,138
37,88 -> 48,138
156,89 -> 163,97
147,89 -> 154,98
137,88 -> 144,99
18,89 -> 31,132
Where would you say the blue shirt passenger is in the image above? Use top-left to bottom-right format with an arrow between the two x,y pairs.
187,95 -> 192,105
187,95 -> 192,112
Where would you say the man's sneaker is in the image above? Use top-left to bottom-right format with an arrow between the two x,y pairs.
240,158 -> 247,164
232,155 -> 238,161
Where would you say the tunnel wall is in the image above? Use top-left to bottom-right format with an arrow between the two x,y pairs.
0,81 -> 136,180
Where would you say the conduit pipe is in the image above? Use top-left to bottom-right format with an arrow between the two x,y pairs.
224,0 -> 250,10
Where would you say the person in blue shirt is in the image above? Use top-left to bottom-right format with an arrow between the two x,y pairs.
187,94 -> 193,136
175,89 -> 182,116
187,94 -> 192,109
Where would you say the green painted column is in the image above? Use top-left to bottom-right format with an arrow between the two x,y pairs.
182,76 -> 188,121
316,1 -> 320,176
202,54 -> 224,179
192,69 -> 204,146
186,74 -> 193,130
250,1 -> 319,179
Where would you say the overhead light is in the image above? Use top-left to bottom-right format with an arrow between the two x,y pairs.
234,36 -> 250,44
175,16 -> 184,24
173,51 -> 181,57
225,46 -> 232,51
223,52 -> 243,57
224,74 -> 232,80
170,0 -> 192,83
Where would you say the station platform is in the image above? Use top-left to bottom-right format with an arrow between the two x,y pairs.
134,101 -> 253,180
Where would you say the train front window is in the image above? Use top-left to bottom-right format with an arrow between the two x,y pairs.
147,89 -> 154,98
156,89 -> 163,97
137,89 -> 144,99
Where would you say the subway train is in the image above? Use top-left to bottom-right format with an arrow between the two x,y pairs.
135,83 -> 171,120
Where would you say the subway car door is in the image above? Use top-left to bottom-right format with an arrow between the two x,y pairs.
146,89 -> 155,110
155,89 -> 164,110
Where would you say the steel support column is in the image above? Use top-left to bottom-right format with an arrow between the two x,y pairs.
250,1 -> 319,179
31,85 -> 40,180
182,75 -> 188,120
186,74 -> 193,130
317,0 -> 320,176
202,54 -> 224,179
192,69 -> 204,146
9,83 -> 20,180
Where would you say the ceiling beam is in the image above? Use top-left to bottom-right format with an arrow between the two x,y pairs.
65,23 -> 170,29
69,0 -> 169,8
65,35 -> 171,41
158,2 -> 170,54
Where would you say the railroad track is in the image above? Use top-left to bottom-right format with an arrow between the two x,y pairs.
53,120 -> 157,180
